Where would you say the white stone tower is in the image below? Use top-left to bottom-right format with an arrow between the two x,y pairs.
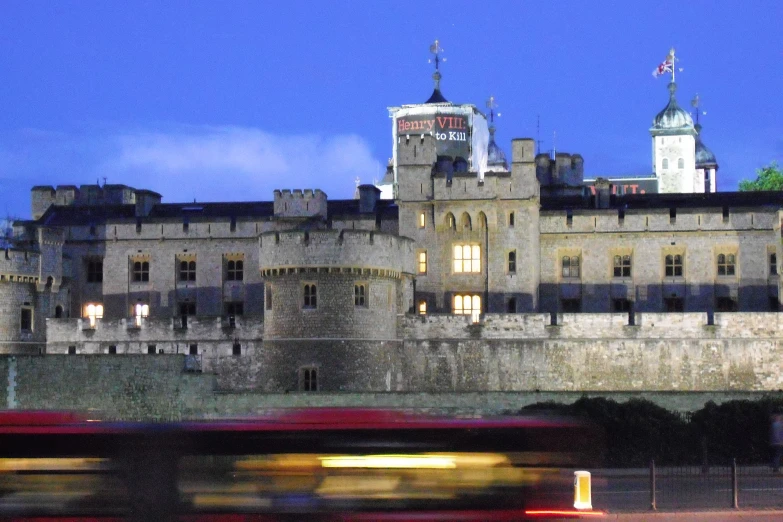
650,81 -> 699,193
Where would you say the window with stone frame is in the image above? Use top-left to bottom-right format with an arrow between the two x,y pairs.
664,297 -> 684,312
225,301 -> 244,327
354,283 -> 367,307
716,253 -> 736,276
509,212 -> 515,227
665,254 -> 684,277
417,251 -> 427,274
453,294 -> 481,316
508,251 -> 517,274
300,367 -> 318,392
178,259 -> 196,282
86,259 -> 103,283
132,260 -> 150,282
418,300 -> 427,315
179,301 -> 196,316
715,296 -> 737,312
453,244 -> 481,273
562,256 -> 580,278
232,342 -> 242,356
303,283 -> 317,309
560,298 -> 581,313
20,307 -> 32,332
613,254 -> 632,278
612,298 -> 632,313
265,284 -> 273,310
418,211 -> 426,229
226,256 -> 244,281
770,252 -> 778,276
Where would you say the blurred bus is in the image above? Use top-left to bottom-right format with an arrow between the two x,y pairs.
0,409 -> 604,521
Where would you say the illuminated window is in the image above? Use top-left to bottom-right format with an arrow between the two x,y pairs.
419,211 -> 426,228
418,251 -> 427,274
445,213 -> 456,230
717,253 -> 736,276
227,259 -> 244,281
665,254 -> 683,277
613,255 -> 632,278
354,284 -> 367,307
132,260 -> 149,282
453,244 -> 481,273
453,294 -> 481,322
508,251 -> 516,273
179,260 -> 196,281
300,367 -> 318,391
562,256 -> 580,278
133,303 -> 149,327
84,303 -> 104,327
418,300 -> 427,315
86,259 -> 103,283
304,284 -> 317,308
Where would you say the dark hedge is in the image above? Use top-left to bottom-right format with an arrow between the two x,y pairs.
521,396 -> 783,467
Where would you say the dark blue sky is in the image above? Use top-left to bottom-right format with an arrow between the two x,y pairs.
1,1 -> 781,219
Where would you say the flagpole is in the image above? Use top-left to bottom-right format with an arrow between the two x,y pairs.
670,47 -> 676,83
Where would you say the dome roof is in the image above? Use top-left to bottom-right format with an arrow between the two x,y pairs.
652,82 -> 694,131
694,124 -> 718,167
487,127 -> 508,170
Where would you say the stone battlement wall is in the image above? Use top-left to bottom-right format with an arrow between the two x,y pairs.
540,207 -> 779,235
0,250 -> 40,279
259,229 -> 414,274
401,311 -> 783,340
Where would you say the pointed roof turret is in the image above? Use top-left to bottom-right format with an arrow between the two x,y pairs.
485,96 -> 508,170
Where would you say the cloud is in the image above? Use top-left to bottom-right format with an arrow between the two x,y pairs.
0,124 -> 383,218
108,125 -> 382,203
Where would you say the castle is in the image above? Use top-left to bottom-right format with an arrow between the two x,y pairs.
1,56 -> 783,414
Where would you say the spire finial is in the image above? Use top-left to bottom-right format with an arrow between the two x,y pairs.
691,93 -> 706,128
428,40 -> 446,90
669,47 -> 676,83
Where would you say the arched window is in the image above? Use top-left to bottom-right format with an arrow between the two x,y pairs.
662,158 -> 669,170
478,212 -> 487,229
460,212 -> 472,231
303,284 -> 317,308
677,158 -> 684,169
55,305 -> 63,319
445,213 -> 456,231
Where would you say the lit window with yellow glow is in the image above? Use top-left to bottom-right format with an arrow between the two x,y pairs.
84,303 -> 104,327
418,212 -> 426,228
418,251 -> 427,274
453,245 -> 481,273
133,303 -> 149,327
418,300 -> 427,315
453,294 -> 481,316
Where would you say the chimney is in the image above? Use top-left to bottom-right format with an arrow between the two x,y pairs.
357,184 -> 381,213
594,177 -> 612,209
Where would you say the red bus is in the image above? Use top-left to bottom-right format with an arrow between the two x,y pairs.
0,409 -> 604,521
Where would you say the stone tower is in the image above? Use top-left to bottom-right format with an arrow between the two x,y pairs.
650,82 -> 699,193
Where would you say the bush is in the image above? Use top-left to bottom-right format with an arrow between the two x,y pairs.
521,396 -> 783,467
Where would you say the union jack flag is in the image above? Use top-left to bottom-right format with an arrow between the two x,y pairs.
653,54 -> 673,78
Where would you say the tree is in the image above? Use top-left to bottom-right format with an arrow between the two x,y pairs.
739,162 -> 783,191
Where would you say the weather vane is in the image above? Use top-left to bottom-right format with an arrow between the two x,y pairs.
428,39 -> 446,72
486,96 -> 501,124
691,93 -> 707,125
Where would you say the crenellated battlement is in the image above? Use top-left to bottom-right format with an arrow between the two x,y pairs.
0,249 -> 41,283
273,189 -> 328,218
259,229 -> 414,275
